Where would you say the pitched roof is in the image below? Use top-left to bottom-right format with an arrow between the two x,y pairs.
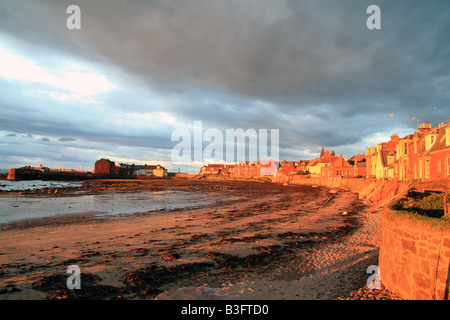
260,160 -> 276,168
385,139 -> 399,150
278,161 -> 297,174
330,157 -> 352,168
418,127 -> 444,157
318,155 -> 340,164
144,165 -> 162,170
428,126 -> 450,154
207,164 -> 223,168
402,134 -> 414,140
350,154 -> 366,162
97,158 -> 115,165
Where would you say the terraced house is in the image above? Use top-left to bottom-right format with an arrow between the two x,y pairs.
409,120 -> 450,181
199,116 -> 450,184
366,133 -> 399,179
367,117 -> 450,182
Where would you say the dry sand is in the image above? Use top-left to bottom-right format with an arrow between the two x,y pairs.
0,178 -> 389,300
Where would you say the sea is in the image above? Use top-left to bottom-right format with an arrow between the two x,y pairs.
0,180 -> 82,191
0,180 -> 238,224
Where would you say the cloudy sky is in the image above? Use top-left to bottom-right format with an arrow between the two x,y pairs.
0,0 -> 449,172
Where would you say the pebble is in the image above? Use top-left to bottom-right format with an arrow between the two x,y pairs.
337,284 -> 403,300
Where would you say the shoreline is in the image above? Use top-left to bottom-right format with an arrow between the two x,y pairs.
0,178 -> 400,300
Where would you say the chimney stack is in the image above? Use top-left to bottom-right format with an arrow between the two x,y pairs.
418,122 -> 433,133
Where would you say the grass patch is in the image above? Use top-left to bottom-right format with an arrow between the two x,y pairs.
400,191 -> 445,218
388,210 -> 450,230
391,190 -> 450,230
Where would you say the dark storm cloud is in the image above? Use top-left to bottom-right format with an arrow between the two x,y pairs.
68,1 -> 449,116
87,1 -> 447,129
0,0 -> 449,163
58,137 -> 76,142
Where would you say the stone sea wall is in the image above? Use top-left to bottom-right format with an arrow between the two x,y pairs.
379,212 -> 450,300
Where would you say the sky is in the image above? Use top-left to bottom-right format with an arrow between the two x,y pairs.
1,0 -> 449,173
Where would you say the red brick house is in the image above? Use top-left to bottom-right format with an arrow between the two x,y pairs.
278,161 -> 298,176
231,161 -> 259,178
420,122 -> 450,181
204,164 -> 222,174
260,160 -> 278,176
321,156 -> 353,178
348,154 -> 366,177
391,121 -> 449,182
94,158 -> 118,175
408,126 -> 430,180
219,164 -> 236,175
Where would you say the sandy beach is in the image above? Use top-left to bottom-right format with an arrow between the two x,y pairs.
0,178 -> 399,300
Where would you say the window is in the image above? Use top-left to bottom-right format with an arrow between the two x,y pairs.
404,142 -> 408,155
425,134 -> 436,150
447,157 -> 450,176
446,128 -> 450,147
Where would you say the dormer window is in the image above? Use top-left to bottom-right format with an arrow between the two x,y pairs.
425,134 -> 437,150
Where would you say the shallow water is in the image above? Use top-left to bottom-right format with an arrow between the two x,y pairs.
0,190 -> 238,224
0,180 -> 83,191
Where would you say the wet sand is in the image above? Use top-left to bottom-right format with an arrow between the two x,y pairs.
0,178 -> 376,300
